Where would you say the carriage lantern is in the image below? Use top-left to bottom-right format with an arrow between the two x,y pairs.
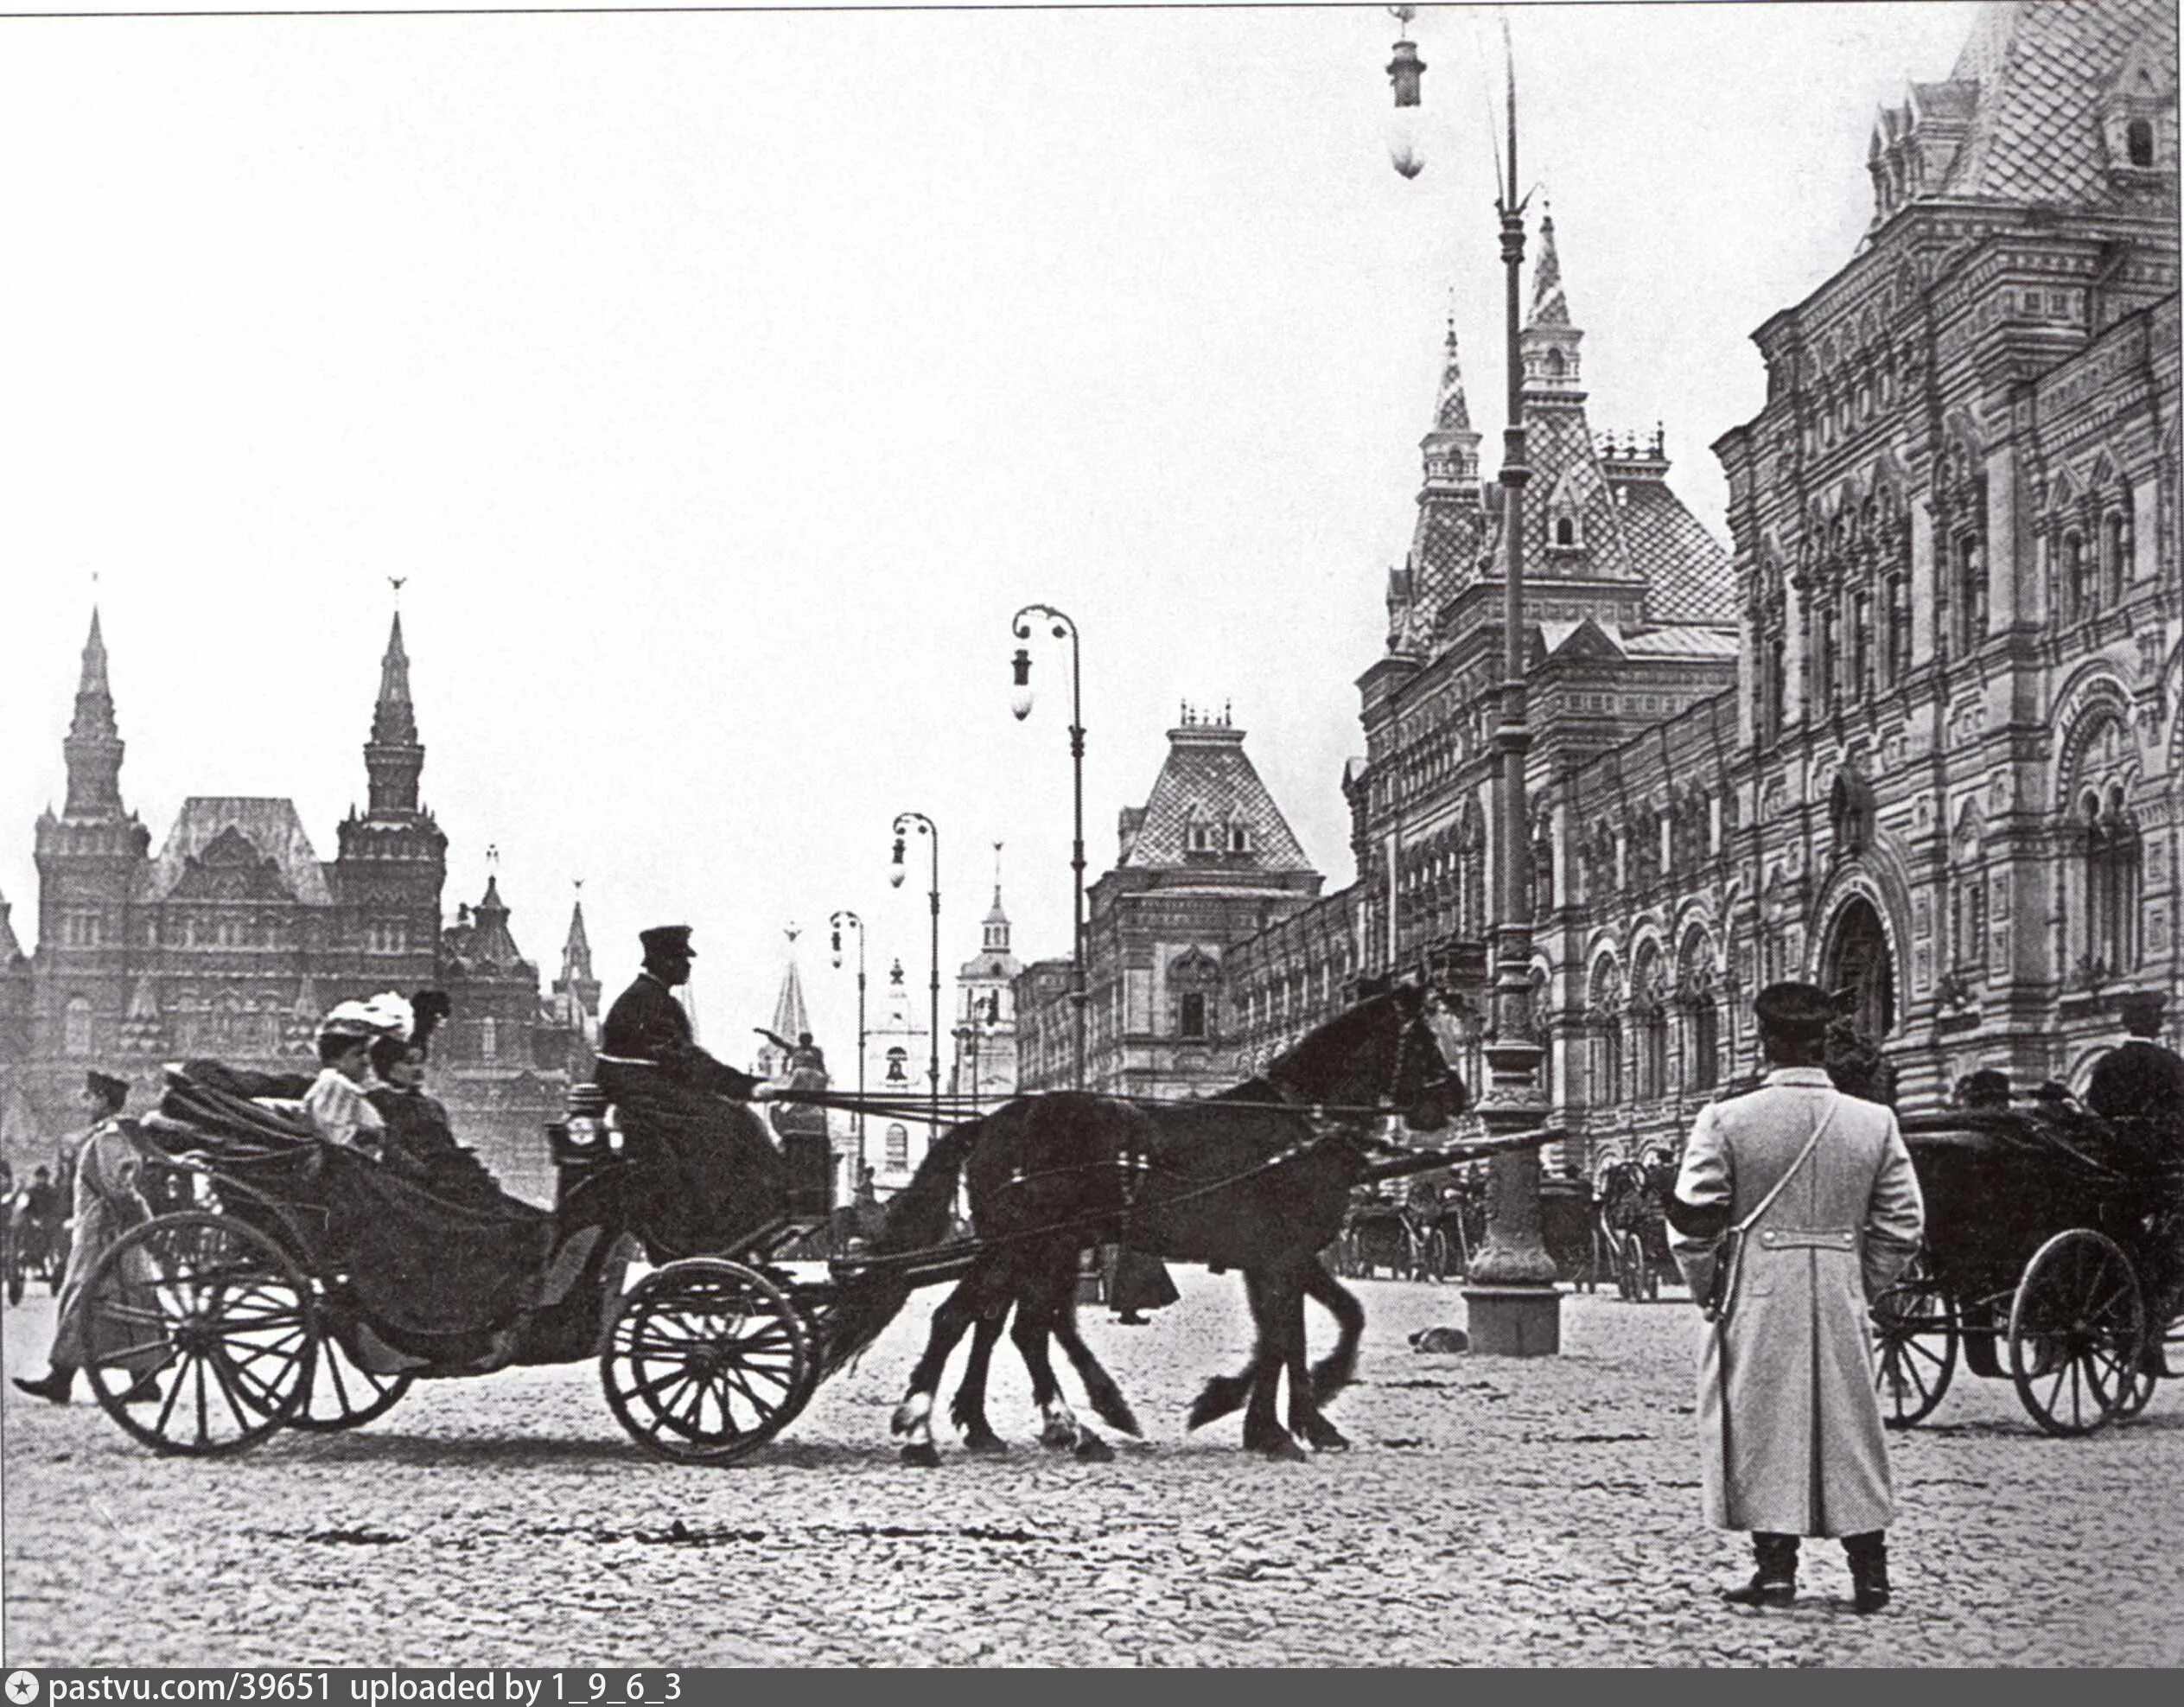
1009,647 -> 1034,720
1385,6 -> 1428,180
888,837 -> 907,888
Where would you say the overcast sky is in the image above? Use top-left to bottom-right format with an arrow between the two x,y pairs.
0,1 -> 1980,1067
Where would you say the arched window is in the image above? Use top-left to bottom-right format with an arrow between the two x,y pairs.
2084,788 -> 2143,976
1951,805 -> 1987,975
2065,530 -> 2090,620
1555,516 -> 1576,547
1882,573 -> 1908,687
1589,964 -> 1625,1108
1631,946 -> 1668,1102
2128,118 -> 2155,167
885,1123 -> 910,1170
64,995 -> 93,1057
2103,509 -> 2130,605
1955,535 -> 1987,650
1689,996 -> 1720,1092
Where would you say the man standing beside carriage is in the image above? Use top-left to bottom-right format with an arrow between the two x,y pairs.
12,1071 -> 163,1406
1666,980 -> 1925,1615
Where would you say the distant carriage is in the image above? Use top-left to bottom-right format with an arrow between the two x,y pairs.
1595,1150 -> 1677,1302
1871,1105 -> 2183,1438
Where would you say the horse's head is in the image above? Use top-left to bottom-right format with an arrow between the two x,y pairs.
1391,983 -> 1469,1132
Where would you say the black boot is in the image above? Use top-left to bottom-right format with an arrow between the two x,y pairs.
12,1363 -> 76,1404
119,1373 -> 164,1404
1721,1532 -> 1799,1608
1844,1532 -> 1890,1615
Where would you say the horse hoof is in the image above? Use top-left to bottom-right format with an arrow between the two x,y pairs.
1074,1433 -> 1115,1463
900,1442 -> 942,1468
1040,1425 -> 1077,1452
1257,1433 -> 1309,1463
962,1433 -> 1009,1457
1302,1420 -> 1350,1452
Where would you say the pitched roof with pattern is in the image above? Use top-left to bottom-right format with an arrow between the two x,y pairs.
1119,724 -> 1315,874
142,799 -> 332,905
1620,482 -> 1736,624
1940,0 -> 2175,206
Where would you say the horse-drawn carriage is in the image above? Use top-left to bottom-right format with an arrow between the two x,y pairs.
4,1186 -> 67,1307
68,1066 -> 958,1464
1869,1105 -> 2183,1437
1595,1150 -> 1677,1302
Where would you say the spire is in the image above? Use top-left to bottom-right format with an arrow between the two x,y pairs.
551,882 -> 602,1029
1519,209 -> 1586,402
770,957 -> 812,1043
1432,313 -> 1472,432
364,611 -> 425,818
1528,213 -> 1571,328
983,844 -> 1011,953
62,607 -> 127,819
561,892 -> 594,984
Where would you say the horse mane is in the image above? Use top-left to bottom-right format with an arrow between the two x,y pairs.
1255,989 -> 1409,1099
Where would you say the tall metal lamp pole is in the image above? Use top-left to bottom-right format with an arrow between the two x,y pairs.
1010,603 -> 1088,1091
890,812 -> 942,1134
1388,9 -> 1561,1353
829,909 -> 868,1180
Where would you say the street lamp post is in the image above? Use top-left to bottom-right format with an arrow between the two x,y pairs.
830,908 -> 868,1181
1009,603 -> 1089,1091
1389,10 -> 1561,1354
890,812 -> 942,1134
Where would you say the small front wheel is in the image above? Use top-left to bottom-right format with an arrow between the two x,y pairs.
1871,1254 -> 1956,1428
602,1258 -> 812,1465
2008,1229 -> 2143,1438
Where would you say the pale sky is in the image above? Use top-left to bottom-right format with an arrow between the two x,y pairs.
0,2 -> 1981,1067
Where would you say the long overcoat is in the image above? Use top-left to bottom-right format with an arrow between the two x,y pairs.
1670,1067 -> 1925,1538
51,1118 -> 159,1373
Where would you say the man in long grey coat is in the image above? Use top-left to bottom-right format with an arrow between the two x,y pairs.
1668,981 -> 1925,1614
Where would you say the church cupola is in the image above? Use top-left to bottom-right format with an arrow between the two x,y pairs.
63,609 -> 127,820
1519,214 -> 1586,403
365,612 -> 425,819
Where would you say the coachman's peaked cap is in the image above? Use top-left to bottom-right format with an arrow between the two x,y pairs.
86,1070 -> 130,1106
640,925 -> 695,957
1754,980 -> 1835,1036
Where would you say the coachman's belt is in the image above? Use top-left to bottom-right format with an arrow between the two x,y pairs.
595,1054 -> 660,1067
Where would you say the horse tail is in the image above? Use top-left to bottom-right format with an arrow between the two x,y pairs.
1053,1316 -> 1142,1437
815,1118 -> 984,1375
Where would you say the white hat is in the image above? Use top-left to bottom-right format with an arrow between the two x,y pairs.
316,991 -> 415,1045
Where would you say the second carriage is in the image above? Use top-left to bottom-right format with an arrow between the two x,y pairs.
1869,1103 -> 2183,1437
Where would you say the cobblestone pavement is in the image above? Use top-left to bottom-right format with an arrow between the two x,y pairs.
5,1267 -> 2181,1667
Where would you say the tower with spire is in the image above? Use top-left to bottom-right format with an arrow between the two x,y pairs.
950,847 -> 1022,1100
33,609 -> 151,1075
334,609 -> 446,984
551,883 -> 602,1058
1388,311 -> 1488,655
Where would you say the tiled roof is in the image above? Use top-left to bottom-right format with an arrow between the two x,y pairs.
1120,723 -> 1315,873
1529,216 -> 1572,328
141,798 -> 332,905
1620,627 -> 1740,659
1433,323 -> 1472,431
1941,0 -> 2174,206
1620,482 -> 1736,624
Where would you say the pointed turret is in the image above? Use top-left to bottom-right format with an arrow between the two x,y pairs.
769,957 -> 812,1043
63,608 -> 126,819
365,613 -> 424,818
982,884 -> 1011,954
466,872 -> 522,969
1520,213 -> 1586,402
551,890 -> 602,1037
1401,309 -> 1489,637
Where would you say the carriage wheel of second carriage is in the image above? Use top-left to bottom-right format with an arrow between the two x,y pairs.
1424,1228 -> 1449,1284
285,1315 -> 415,1433
2007,1229 -> 2145,1439
601,1258 -> 812,1466
1617,1233 -> 1646,1303
81,1211 -> 317,1456
1870,1255 -> 1957,1429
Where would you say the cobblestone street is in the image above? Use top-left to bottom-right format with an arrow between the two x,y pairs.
5,1267 -> 2181,1667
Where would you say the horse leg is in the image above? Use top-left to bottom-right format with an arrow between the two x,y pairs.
1286,1264 -> 1351,1452
950,1303 -> 1012,1455
892,1268 -> 987,1467
1238,1266 -> 1305,1461
1008,1258 -> 1079,1452
1302,1258 -> 1366,1410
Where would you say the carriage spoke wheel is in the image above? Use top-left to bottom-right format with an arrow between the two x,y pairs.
602,1258 -> 812,1466
1871,1254 -> 1957,1428
82,1211 -> 317,1456
287,1310 -> 414,1432
2008,1229 -> 2144,1439
1617,1232 -> 1646,1303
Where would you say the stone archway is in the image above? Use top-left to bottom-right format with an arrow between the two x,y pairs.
1821,895 -> 1896,1040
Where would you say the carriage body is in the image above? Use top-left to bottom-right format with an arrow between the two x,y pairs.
73,1068 -> 832,1465
1874,1108 -> 2181,1437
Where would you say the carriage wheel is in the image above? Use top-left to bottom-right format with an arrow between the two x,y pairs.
81,1212 -> 317,1456
602,1258 -> 812,1466
286,1315 -> 414,1432
1617,1232 -> 1646,1302
2007,1229 -> 2144,1439
1870,1255 -> 1956,1429
1424,1228 -> 1449,1283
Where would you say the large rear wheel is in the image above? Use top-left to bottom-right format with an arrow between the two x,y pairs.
1871,1254 -> 1956,1428
288,1313 -> 414,1432
2008,1229 -> 2144,1438
81,1212 -> 317,1455
602,1258 -> 812,1465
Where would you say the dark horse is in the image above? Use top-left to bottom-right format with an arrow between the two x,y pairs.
824,982 -> 1465,1462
